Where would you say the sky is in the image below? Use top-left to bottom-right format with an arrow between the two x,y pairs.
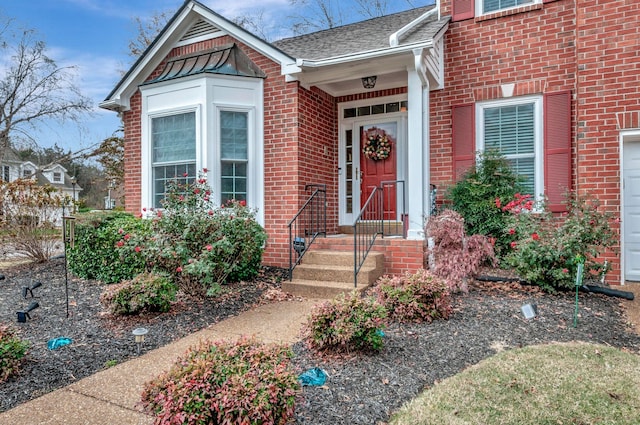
0,0 -> 432,156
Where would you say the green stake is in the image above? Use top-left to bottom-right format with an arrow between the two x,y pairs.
573,258 -> 584,328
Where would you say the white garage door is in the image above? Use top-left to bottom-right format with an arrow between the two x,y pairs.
624,140 -> 640,281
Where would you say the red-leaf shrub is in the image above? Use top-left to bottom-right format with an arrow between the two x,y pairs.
370,269 -> 452,323
303,291 -> 387,353
425,209 -> 496,293
141,337 -> 299,425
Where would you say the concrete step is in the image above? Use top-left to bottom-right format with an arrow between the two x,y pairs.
284,249 -> 385,299
301,250 -> 384,268
281,279 -> 370,299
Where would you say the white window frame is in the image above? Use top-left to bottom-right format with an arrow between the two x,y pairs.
217,107 -> 252,205
475,95 -> 543,200
1,165 -> 9,181
476,0 -> 540,16
53,172 -> 62,183
145,105 -> 201,209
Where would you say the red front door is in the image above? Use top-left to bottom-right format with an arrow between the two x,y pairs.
360,123 -> 397,220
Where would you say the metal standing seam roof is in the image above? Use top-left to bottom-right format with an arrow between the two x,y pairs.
272,5 -> 447,61
142,43 -> 266,85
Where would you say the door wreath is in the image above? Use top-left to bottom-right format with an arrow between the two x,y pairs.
363,133 -> 392,161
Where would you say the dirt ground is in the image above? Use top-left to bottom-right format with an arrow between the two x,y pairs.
621,282 -> 640,335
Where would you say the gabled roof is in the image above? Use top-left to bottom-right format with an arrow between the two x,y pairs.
273,5 -> 445,61
101,0 -> 293,112
101,1 -> 450,110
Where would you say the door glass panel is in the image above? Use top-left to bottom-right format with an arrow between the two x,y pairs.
345,129 -> 353,214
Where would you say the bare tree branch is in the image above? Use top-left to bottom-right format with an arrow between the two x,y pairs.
0,24 -> 92,165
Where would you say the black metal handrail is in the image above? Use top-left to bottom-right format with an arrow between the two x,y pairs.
288,184 -> 327,279
353,180 -> 405,287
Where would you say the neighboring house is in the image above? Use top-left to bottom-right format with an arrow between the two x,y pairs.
101,0 -> 639,284
1,149 -> 82,206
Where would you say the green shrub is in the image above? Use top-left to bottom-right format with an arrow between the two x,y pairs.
0,324 -> 29,383
504,194 -> 617,292
304,291 -> 387,353
116,174 -> 267,296
371,269 -> 452,323
141,337 -> 299,425
446,151 -> 526,256
68,211 -> 151,284
100,272 -> 177,315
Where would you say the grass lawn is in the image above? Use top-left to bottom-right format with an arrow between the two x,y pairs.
390,342 -> 640,425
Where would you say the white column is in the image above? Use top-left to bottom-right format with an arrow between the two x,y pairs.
406,69 -> 426,240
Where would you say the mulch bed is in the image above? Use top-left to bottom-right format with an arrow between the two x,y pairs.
2,258 -> 640,424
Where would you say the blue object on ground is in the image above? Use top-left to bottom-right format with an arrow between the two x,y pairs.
299,367 -> 328,386
47,337 -> 72,350
376,329 -> 385,337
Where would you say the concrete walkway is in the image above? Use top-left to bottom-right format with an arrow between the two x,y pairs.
0,298 -> 319,425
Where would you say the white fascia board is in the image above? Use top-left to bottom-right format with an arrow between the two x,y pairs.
102,6 -> 196,112
191,3 -> 294,67
389,7 -> 439,47
288,40 -> 433,73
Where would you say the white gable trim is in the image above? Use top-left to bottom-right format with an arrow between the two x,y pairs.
100,0 -> 295,112
389,7 -> 438,47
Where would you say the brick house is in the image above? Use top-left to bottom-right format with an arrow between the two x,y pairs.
101,0 -> 639,285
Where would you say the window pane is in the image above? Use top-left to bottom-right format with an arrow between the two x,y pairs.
152,112 -> 196,163
484,0 -> 533,13
220,111 -> 248,160
484,102 -> 536,194
220,161 -> 247,202
152,163 -> 196,208
485,103 -> 534,155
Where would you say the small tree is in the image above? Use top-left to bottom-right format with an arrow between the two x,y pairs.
0,178 -> 65,262
0,24 -> 91,165
425,209 -> 496,293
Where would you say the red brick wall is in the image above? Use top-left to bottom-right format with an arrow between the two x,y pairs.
575,0 -> 640,282
435,0 -> 636,282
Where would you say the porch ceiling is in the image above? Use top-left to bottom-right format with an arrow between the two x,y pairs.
294,53 -> 414,97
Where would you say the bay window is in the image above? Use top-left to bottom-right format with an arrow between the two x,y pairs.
220,110 -> 248,203
151,111 -> 196,207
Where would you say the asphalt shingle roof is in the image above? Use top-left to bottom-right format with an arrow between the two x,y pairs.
272,5 -> 447,61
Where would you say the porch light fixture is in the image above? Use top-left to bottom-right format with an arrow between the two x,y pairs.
361,75 -> 377,89
17,301 -> 39,323
132,327 -> 149,355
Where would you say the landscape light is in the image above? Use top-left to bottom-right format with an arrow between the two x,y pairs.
132,327 -> 149,355
22,281 -> 43,298
521,303 -> 537,320
17,301 -> 40,323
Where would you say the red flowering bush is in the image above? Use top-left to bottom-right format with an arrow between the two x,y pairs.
503,194 -> 617,292
100,272 -> 177,315
303,291 -> 387,353
141,337 -> 299,425
370,269 -> 452,323
0,324 -> 30,383
424,209 -> 496,293
114,171 -> 267,295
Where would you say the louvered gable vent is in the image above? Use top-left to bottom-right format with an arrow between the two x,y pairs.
180,19 -> 220,43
